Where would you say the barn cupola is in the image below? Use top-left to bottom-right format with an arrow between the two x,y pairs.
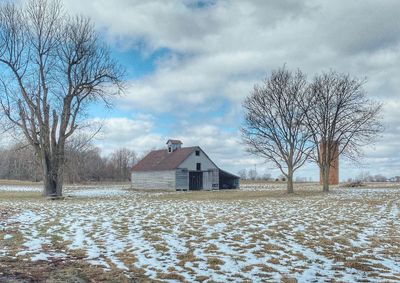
166,139 -> 182,153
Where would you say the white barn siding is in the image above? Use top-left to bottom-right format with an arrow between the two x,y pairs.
203,169 -> 219,190
131,170 -> 176,190
179,149 -> 218,171
176,169 -> 189,190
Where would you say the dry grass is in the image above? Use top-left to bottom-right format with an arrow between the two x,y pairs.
0,179 -> 42,186
0,191 -> 42,200
0,257 -> 144,283
0,182 -> 399,282
154,187 -> 327,201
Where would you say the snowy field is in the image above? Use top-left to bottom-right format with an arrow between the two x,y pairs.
0,183 -> 399,282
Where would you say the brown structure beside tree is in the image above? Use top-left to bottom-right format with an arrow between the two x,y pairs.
319,141 -> 339,185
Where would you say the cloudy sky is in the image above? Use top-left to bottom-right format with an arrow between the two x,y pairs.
61,0 -> 399,181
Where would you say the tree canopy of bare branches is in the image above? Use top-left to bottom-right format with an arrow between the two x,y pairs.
242,67 -> 313,193
0,139 -> 137,183
0,0 -> 124,197
302,71 -> 383,192
109,148 -> 137,181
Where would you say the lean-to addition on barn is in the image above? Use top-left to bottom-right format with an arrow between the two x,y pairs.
131,140 -> 240,191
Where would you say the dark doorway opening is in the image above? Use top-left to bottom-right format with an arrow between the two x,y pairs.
219,170 -> 240,189
189,171 -> 203,190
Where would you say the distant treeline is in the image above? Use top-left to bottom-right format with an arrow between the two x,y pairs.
0,138 -> 137,183
350,172 -> 400,183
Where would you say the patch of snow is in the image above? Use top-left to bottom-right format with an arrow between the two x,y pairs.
0,185 -> 41,192
1,185 -> 399,282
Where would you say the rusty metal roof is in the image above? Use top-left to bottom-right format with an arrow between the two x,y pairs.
132,147 -> 198,171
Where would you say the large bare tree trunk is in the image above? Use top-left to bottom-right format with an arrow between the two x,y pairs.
322,165 -> 330,192
287,167 -> 294,194
41,145 -> 65,197
42,153 -> 57,196
55,171 -> 63,196
56,152 -> 65,196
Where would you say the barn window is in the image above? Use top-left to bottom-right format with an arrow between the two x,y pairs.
195,150 -> 200,156
196,163 -> 201,171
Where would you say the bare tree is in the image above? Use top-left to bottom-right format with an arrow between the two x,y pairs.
64,133 -> 101,183
247,168 -> 258,180
242,68 -> 313,193
373,174 -> 387,182
0,142 -> 41,181
0,0 -> 124,196
0,138 -> 139,183
261,172 -> 271,181
237,169 -> 247,180
109,148 -> 137,181
302,72 -> 382,192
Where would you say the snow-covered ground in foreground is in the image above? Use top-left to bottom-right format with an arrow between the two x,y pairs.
0,185 -> 42,192
0,183 -> 130,196
65,187 -> 130,197
1,185 -> 400,282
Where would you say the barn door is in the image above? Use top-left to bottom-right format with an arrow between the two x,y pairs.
189,172 -> 203,190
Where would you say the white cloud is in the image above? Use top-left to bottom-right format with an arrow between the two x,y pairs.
62,0 -> 310,52
59,0 -> 400,179
91,117 -> 163,156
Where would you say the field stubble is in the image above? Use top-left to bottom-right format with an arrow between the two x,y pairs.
0,182 -> 399,282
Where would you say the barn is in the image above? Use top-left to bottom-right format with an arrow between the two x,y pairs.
131,139 -> 240,191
